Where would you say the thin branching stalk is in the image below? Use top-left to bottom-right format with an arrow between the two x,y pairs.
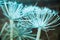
10,20 -> 14,40
45,31 -> 50,40
0,22 -> 7,36
36,28 -> 41,40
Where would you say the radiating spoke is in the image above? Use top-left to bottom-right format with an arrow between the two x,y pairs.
0,22 -> 8,35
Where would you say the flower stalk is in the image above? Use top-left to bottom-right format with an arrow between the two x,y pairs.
36,28 -> 41,40
10,20 -> 14,40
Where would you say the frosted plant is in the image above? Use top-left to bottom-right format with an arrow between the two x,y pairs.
1,21 -> 36,40
0,1 -> 33,40
26,7 -> 60,30
14,22 -> 36,40
0,1 -> 38,40
0,1 -> 27,20
0,1 -> 60,40
22,7 -> 60,40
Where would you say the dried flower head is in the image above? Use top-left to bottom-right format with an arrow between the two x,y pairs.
1,1 -> 27,20
22,7 -> 60,31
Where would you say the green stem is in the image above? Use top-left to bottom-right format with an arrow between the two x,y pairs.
10,20 -> 14,40
36,28 -> 41,40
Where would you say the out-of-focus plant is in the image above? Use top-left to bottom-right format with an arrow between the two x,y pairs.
0,1 -> 34,40
1,1 -> 26,20
1,21 -> 36,40
0,1 -> 60,40
22,6 -> 60,40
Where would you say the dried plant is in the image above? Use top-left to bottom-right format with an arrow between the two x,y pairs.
23,7 -> 60,40
0,1 -> 60,40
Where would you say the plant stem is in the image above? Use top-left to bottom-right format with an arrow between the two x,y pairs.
10,20 -> 14,40
19,37 -> 22,40
36,28 -> 41,40
45,31 -> 50,40
0,22 -> 7,36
